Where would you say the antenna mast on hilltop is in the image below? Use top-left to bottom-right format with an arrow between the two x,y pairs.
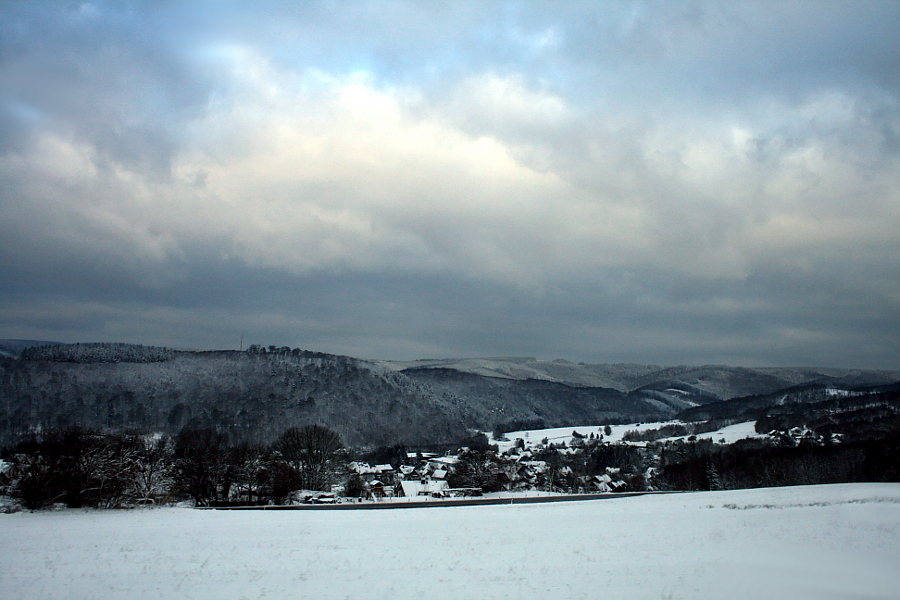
240,335 -> 243,352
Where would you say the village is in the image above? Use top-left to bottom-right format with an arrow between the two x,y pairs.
0,418 -> 808,510
314,420 -> 778,504
318,428 -> 645,504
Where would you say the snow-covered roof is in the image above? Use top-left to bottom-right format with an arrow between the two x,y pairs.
518,460 -> 547,472
407,452 -> 438,459
349,461 -> 376,474
397,480 -> 449,497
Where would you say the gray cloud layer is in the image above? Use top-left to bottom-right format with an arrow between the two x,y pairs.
2,1 -> 899,368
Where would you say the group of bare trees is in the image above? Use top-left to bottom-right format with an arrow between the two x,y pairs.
2,424 -> 345,509
169,424 -> 345,507
3,429 -> 173,509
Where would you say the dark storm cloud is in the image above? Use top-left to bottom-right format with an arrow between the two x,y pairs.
1,1 -> 898,368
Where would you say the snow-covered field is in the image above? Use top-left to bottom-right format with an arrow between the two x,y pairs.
493,420 -> 766,452
3,483 -> 899,600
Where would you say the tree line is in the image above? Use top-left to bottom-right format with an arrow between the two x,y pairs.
1,424 -> 345,509
21,343 -> 175,363
4,415 -> 898,510
654,425 -> 900,491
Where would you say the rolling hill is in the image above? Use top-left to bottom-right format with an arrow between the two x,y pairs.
1,341 -> 898,448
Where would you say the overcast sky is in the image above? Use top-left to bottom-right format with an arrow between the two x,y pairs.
1,1 -> 898,368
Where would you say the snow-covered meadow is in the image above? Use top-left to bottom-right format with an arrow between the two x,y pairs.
3,483 -> 899,600
491,420 -> 766,452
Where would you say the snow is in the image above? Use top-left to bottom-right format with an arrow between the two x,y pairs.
825,388 -> 864,398
493,420 -> 766,452
2,483 -> 899,600
397,479 -> 449,497
667,420 -> 766,444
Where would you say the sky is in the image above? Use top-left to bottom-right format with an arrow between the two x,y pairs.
1,1 -> 899,369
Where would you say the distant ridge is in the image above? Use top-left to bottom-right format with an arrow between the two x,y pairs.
2,344 -> 898,449
377,357 -> 900,398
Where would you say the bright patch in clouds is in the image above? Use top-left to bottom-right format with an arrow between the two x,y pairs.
175,62 -> 578,280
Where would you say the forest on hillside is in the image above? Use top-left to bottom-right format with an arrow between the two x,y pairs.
0,345 -> 679,448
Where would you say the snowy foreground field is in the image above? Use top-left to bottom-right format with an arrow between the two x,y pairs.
3,484 -> 900,600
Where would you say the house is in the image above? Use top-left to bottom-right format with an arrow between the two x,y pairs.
348,461 -> 397,484
426,455 -> 459,472
406,451 -> 437,461
348,461 -> 377,480
584,474 -> 626,493
396,479 -> 449,498
367,480 -> 394,499
373,464 -> 396,485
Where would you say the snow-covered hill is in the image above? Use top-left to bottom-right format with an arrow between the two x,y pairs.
3,346 -> 898,448
3,483 -> 898,600
378,356 -> 900,399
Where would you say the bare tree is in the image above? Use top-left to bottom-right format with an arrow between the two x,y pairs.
224,443 -> 271,504
172,428 -> 229,506
7,428 -> 139,508
273,425 -> 343,491
132,434 -> 174,503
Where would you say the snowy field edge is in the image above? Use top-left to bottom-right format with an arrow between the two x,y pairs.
2,482 -> 899,600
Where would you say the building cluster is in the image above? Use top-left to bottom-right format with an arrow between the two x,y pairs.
343,439 -> 633,501
346,454 -> 462,499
